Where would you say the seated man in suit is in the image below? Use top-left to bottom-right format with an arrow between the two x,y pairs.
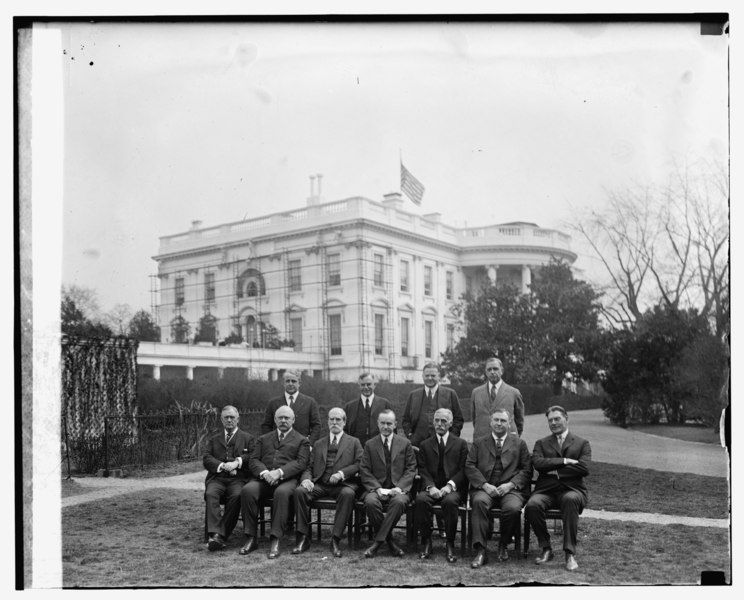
403,362 -> 464,448
343,372 -> 393,448
414,408 -> 469,563
293,407 -> 363,558
203,405 -> 255,551
261,369 -> 321,444
465,408 -> 532,568
525,405 -> 591,572
239,405 -> 310,559
359,409 -> 417,558
471,357 -> 525,440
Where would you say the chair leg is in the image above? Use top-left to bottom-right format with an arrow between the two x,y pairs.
204,504 -> 209,543
523,516 -> 531,556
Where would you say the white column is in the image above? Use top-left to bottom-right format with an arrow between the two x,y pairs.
186,366 -> 194,380
152,365 -> 161,380
487,265 -> 498,286
218,367 -> 225,379
521,265 -> 532,294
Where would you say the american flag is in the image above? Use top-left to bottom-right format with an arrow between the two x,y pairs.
400,161 -> 425,206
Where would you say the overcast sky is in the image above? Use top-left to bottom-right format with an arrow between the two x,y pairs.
55,18 -> 728,314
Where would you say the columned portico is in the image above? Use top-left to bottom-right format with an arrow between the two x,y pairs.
521,264 -> 532,294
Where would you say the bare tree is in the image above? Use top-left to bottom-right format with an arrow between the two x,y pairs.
103,303 -> 134,335
572,159 -> 729,337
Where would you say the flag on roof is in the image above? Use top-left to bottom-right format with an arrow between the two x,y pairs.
400,161 -> 425,206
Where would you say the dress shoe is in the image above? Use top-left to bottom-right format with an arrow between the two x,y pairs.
239,536 -> 258,555
419,538 -> 433,559
268,536 -> 281,559
292,534 -> 310,554
446,543 -> 458,564
208,533 -> 226,552
470,547 -> 488,569
387,538 -> 405,557
330,537 -> 342,558
565,553 -> 579,571
497,544 -> 509,562
364,541 -> 382,558
535,547 -> 554,565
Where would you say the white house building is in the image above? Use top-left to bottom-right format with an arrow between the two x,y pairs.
141,187 -> 576,383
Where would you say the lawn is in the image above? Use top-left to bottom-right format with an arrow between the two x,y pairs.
629,423 -> 721,445
61,460 -> 730,588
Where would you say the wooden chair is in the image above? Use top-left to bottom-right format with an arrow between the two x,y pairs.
308,497 -> 355,546
465,498 -> 523,555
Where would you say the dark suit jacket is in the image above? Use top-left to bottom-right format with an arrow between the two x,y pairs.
249,428 -> 311,481
343,395 -> 393,445
531,432 -> 591,503
417,433 -> 469,491
402,386 -> 464,446
465,432 -> 532,498
302,433 -> 363,492
471,381 -> 525,439
261,392 -> 321,444
360,433 -> 417,493
203,428 -> 255,484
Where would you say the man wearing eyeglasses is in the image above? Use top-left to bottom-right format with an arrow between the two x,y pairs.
203,405 -> 255,551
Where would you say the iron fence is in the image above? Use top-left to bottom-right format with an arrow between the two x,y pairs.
99,409 -> 265,474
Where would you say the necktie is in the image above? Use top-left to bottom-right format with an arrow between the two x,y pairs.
288,395 -> 294,406
556,435 -> 562,449
225,431 -> 232,444
496,437 -> 503,450
427,389 -> 433,403
365,398 -> 370,412
490,385 -> 496,404
279,432 -> 285,442
331,435 -> 338,448
384,437 -> 390,452
438,436 -> 445,453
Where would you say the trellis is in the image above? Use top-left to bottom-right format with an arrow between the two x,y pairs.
61,336 -> 138,474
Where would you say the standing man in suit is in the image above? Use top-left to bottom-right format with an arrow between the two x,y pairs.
239,405 -> 310,559
525,405 -> 591,572
414,408 -> 469,563
203,405 -> 255,551
293,407 -> 363,558
465,408 -> 532,568
360,409 -> 417,558
261,369 -> 321,445
343,372 -> 393,448
403,362 -> 464,448
471,357 -> 525,439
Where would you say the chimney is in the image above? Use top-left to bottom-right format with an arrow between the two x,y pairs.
307,175 -> 319,206
191,220 -> 203,230
316,173 -> 323,197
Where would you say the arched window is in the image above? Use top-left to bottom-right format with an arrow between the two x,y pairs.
237,268 -> 266,298
246,281 -> 258,297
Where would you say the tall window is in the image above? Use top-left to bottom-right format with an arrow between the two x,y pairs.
446,271 -> 453,300
374,314 -> 384,355
424,320 -> 433,358
175,278 -> 185,307
329,314 -> 342,355
328,253 -> 341,286
373,253 -> 384,286
204,272 -> 215,303
288,260 -> 302,292
400,260 -> 410,292
400,317 -> 410,357
424,266 -> 433,296
446,323 -> 455,351
246,281 -> 258,297
290,317 -> 303,351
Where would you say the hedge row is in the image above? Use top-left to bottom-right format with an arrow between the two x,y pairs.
137,377 -> 605,421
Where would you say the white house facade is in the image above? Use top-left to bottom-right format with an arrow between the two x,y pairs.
142,190 -> 576,383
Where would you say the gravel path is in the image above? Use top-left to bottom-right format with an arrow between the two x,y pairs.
62,409 -> 730,529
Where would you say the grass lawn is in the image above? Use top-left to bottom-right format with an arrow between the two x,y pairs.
62,459 -> 730,588
629,423 -> 721,445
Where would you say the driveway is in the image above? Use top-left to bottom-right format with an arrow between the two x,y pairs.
461,408 -> 729,478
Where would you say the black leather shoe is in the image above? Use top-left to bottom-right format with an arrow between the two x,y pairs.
471,547 -> 488,569
268,536 -> 281,559
331,537 -> 342,558
497,544 -> 509,562
565,553 -> 579,571
535,548 -> 554,565
419,538 -> 433,559
208,533 -> 226,551
387,538 -> 405,557
292,534 -> 310,554
364,541 -> 382,558
239,536 -> 258,555
446,542 -> 457,563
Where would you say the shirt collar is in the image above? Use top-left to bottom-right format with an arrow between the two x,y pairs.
438,432 -> 449,445
330,431 -> 343,443
491,431 -> 508,444
361,394 -> 375,403
285,392 -> 298,403
425,384 -> 439,396
490,380 -> 503,394
556,430 -> 568,444
279,427 -> 293,438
